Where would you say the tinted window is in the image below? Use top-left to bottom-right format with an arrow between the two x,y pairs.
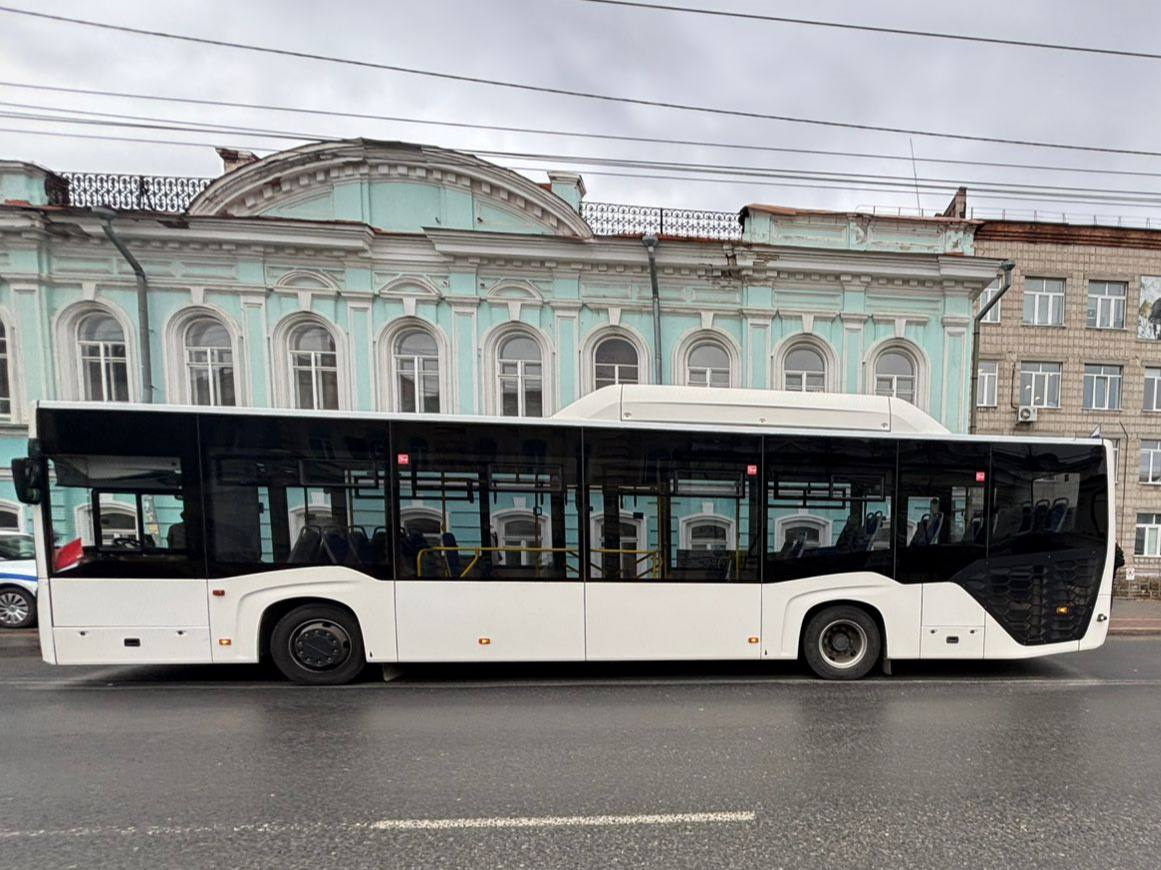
896,441 -> 989,584
393,421 -> 580,580
586,428 -> 760,582
201,415 -> 391,578
766,436 -> 894,582
38,409 -> 203,578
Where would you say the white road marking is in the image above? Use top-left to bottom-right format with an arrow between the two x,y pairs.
0,811 -> 756,840
369,811 -> 756,830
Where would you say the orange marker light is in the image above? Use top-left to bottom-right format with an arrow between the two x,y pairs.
1055,605 -> 1071,616
478,637 -> 491,645
218,638 -> 232,646
211,589 -> 225,597
747,636 -> 760,644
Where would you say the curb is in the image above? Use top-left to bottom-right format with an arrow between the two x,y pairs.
1109,626 -> 1161,637
0,630 -> 40,653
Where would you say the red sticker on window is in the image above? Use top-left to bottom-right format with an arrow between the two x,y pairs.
397,453 -> 411,467
975,471 -> 986,483
746,464 -> 759,477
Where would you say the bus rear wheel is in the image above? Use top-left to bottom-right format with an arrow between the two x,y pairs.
270,604 -> 366,685
802,605 -> 881,680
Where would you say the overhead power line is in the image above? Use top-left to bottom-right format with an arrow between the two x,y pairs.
574,0 -> 1161,61
6,80 -> 1161,181
2,6 -> 1161,158
6,109 -> 1161,210
7,103 -> 1161,204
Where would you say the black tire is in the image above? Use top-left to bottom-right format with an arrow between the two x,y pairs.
269,604 -> 366,685
0,586 -> 36,630
802,605 -> 881,680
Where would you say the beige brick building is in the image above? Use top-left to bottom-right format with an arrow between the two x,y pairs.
973,221 -> 1161,596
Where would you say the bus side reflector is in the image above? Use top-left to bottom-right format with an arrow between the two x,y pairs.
747,636 -> 759,644
478,637 -> 491,645
218,638 -> 232,646
211,589 -> 225,597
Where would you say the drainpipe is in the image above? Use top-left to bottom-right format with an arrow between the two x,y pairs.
969,260 -> 1014,433
93,207 -> 153,403
642,234 -> 663,383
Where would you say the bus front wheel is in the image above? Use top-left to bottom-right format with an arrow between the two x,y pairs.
802,605 -> 881,680
270,604 -> 366,685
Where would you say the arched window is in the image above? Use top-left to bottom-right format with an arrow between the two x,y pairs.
77,313 -> 129,402
686,340 -> 730,388
78,499 -> 138,547
687,519 -> 730,551
592,515 -> 646,578
184,317 -> 235,407
783,345 -> 826,392
394,328 -> 440,413
289,323 -> 339,410
874,350 -> 917,404
495,511 -> 546,566
497,333 -> 543,417
401,509 -> 444,548
594,336 -> 639,389
0,322 -> 10,418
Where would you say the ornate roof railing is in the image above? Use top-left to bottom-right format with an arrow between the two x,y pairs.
60,172 -> 212,213
581,201 -> 742,240
54,173 -> 743,239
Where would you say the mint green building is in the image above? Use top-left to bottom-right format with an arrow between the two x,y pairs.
0,139 -> 999,542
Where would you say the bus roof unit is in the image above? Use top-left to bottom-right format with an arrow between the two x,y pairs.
551,385 -> 950,435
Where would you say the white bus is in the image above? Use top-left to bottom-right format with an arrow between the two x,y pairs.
12,387 -> 1114,684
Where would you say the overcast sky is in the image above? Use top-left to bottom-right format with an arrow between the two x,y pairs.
1,0 -> 1160,222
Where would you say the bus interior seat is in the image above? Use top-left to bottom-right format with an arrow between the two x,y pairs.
348,527 -> 371,563
289,526 -> 323,563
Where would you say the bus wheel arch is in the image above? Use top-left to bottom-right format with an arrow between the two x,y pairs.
799,600 -> 884,680
260,597 -> 367,685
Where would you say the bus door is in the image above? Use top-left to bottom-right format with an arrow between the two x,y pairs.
583,429 -> 763,660
391,422 -> 585,662
37,410 -> 210,665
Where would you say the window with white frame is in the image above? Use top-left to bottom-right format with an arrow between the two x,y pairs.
393,328 -> 440,413
593,516 -> 645,578
77,312 -> 129,402
79,499 -> 138,547
1141,440 -> 1161,484
1087,281 -> 1127,329
0,322 -> 10,418
686,340 -> 731,387
593,336 -> 639,389
495,512 -> 545,566
184,317 -> 235,407
1019,361 -> 1062,408
0,505 -> 19,531
780,520 -> 823,551
497,333 -> 543,417
874,350 -> 916,403
1136,512 -> 1161,556
783,345 -> 826,392
978,280 -> 1002,324
288,323 -> 339,410
1083,364 -> 1122,410
977,360 -> 998,407
1146,368 -> 1161,412
1023,277 -> 1065,326
686,518 -> 731,551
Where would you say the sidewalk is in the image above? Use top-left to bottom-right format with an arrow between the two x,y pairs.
1110,598 -> 1161,636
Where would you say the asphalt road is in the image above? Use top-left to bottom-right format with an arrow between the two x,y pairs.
2,642 -> 1161,869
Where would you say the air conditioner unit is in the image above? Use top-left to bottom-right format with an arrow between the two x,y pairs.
1016,405 -> 1038,424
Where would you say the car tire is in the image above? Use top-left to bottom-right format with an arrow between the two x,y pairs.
269,604 -> 366,685
802,605 -> 881,680
0,586 -> 36,630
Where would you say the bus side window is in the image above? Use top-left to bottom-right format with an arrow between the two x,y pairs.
391,421 -> 581,582
765,436 -> 894,583
201,416 -> 392,579
895,441 -> 988,584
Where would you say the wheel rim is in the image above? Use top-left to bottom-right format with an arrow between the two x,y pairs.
0,591 -> 30,627
817,618 -> 868,670
288,620 -> 352,672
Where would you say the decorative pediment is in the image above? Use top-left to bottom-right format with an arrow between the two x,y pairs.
188,139 -> 592,240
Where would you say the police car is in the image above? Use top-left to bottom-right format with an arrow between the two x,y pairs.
0,533 -> 36,629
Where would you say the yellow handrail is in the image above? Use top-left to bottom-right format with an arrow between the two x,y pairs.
417,545 -> 581,578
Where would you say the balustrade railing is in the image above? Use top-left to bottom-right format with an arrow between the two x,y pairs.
60,172 -> 211,213
581,201 -> 742,240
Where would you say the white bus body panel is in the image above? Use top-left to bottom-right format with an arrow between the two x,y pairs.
585,583 -> 761,660
762,573 -> 923,660
395,581 -> 584,662
921,584 -> 985,659
49,576 -> 212,665
207,568 -> 396,664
